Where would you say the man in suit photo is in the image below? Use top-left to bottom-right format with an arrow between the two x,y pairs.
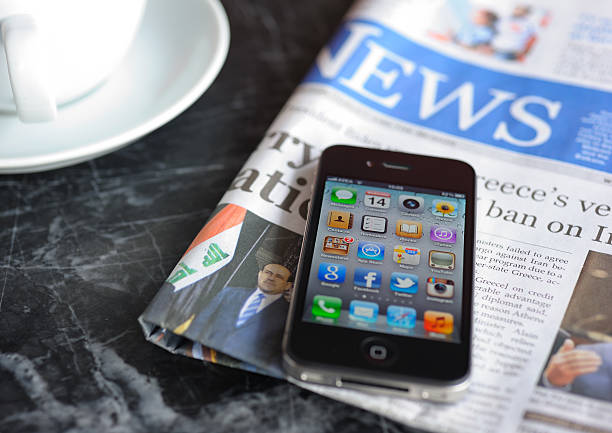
187,261 -> 294,377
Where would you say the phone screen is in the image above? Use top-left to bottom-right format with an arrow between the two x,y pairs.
301,176 -> 467,343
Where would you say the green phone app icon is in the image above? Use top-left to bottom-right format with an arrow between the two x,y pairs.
312,295 -> 342,319
331,187 -> 357,205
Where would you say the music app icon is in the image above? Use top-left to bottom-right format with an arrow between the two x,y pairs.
424,311 -> 454,335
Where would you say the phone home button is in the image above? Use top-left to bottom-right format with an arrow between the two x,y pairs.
361,338 -> 396,365
369,345 -> 387,360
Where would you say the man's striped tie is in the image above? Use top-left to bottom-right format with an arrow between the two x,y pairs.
236,293 -> 265,327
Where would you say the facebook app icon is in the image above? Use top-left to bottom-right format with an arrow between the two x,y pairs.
353,268 -> 382,289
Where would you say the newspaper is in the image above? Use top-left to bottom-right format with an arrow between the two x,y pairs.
139,0 -> 612,432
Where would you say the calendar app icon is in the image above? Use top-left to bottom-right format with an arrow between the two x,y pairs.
364,190 -> 390,209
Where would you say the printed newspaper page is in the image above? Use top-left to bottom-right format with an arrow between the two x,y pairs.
139,0 -> 612,432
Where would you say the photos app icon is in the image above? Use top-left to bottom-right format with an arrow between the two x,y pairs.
432,199 -> 458,218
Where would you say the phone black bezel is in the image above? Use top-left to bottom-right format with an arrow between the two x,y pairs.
285,145 -> 476,384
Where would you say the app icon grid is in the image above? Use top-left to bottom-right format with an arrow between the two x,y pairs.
303,178 -> 466,341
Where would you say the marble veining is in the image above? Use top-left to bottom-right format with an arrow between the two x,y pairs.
0,0 -> 420,432
1,343 -> 396,433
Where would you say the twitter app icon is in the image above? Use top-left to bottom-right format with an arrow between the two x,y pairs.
389,272 -> 418,293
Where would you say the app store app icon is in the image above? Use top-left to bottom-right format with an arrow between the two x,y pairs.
357,241 -> 385,261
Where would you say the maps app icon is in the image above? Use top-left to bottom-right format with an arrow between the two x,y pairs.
392,245 -> 420,265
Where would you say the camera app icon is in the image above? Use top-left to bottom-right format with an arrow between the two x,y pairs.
398,195 -> 424,213
426,277 -> 455,298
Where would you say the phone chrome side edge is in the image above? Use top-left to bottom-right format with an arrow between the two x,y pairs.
282,349 -> 470,402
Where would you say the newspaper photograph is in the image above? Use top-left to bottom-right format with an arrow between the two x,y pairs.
521,250 -> 612,433
140,0 -> 612,432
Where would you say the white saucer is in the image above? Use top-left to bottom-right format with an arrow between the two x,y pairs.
0,0 -> 230,174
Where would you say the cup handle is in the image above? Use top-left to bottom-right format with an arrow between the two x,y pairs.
1,14 -> 56,122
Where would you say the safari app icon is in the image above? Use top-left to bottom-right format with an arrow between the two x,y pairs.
387,306 -> 416,328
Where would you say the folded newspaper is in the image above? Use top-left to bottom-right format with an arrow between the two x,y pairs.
139,0 -> 612,432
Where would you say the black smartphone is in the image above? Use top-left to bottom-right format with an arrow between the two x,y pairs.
283,145 -> 476,401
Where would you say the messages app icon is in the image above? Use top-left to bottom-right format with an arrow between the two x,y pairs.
331,187 -> 357,204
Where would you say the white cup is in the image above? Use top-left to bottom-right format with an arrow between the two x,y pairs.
0,0 -> 146,123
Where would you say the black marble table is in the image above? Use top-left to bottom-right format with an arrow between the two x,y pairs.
1,1 -> 423,432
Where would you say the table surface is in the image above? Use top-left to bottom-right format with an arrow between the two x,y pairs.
0,1 -> 425,432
